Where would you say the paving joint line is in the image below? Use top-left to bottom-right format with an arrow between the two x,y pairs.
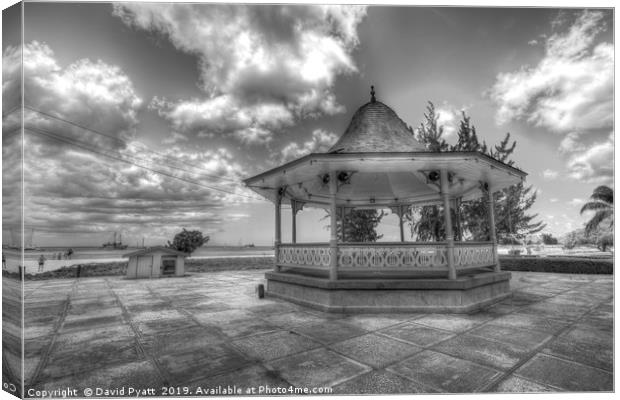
104,278 -> 171,386
28,278 -> 78,387
483,290 -> 613,392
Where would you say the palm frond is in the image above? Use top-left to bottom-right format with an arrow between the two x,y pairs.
590,185 -> 613,205
584,210 -> 614,234
580,200 -> 613,214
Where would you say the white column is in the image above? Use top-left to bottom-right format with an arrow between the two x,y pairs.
399,205 -> 405,243
329,172 -> 338,281
291,200 -> 297,244
440,170 -> 456,280
487,185 -> 500,272
274,189 -> 282,272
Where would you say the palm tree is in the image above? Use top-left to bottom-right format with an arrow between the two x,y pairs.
580,185 -> 613,234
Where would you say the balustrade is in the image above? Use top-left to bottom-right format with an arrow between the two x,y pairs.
277,242 -> 495,272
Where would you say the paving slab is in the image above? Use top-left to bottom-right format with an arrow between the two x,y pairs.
266,311 -> 331,329
266,348 -> 371,388
232,330 -> 321,362
61,315 -> 125,332
515,353 -> 613,391
245,302 -> 302,316
330,333 -> 422,368
33,360 -> 164,393
431,333 -> 532,371
16,271 -> 613,395
189,364 -> 291,392
519,301 -> 592,321
292,321 -> 368,344
136,317 -> 198,336
541,324 -> 613,371
54,324 -> 135,347
341,314 -> 418,331
157,342 -> 249,384
140,326 -> 228,355
215,318 -> 281,339
378,322 -> 456,347
489,312 -> 569,335
333,370 -> 436,394
492,375 -> 559,393
388,350 -> 503,393
467,323 -> 552,350
413,313 -> 492,332
39,337 -> 142,380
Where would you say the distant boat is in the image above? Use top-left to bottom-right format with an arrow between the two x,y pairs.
102,232 -> 128,249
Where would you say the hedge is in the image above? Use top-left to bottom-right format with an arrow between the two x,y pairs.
499,256 -> 613,274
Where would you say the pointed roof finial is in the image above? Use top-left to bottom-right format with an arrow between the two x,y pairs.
370,85 -> 376,103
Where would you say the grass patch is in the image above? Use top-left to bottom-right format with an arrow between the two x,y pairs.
499,256 -> 613,274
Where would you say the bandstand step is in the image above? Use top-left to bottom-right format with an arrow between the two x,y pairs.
264,270 -> 511,314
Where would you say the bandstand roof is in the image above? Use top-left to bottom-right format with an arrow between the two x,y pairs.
244,89 -> 527,208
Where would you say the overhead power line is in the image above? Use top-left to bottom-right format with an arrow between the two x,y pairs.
23,105 -> 241,184
26,126 -> 264,201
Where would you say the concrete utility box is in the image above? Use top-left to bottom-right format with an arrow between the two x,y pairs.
124,246 -> 187,279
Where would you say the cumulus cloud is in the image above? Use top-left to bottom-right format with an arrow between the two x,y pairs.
558,131 -> 586,154
489,11 -> 612,132
280,129 -> 338,162
113,4 -> 366,143
2,41 -> 257,244
4,41 -> 143,145
568,198 -> 585,206
541,169 -> 559,180
488,10 -> 613,185
17,130 -> 254,243
566,132 -> 613,184
435,103 -> 468,142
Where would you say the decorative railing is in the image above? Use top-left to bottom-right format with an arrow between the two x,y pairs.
276,241 -> 495,272
338,243 -> 448,270
453,242 -> 495,269
277,244 -> 330,269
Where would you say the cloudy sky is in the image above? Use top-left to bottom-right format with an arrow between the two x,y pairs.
2,3 -> 614,246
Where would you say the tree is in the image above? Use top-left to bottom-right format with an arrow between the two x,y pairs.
324,209 -> 385,242
341,209 -> 385,242
414,102 -> 449,152
167,229 -> 209,255
407,102 -> 450,241
580,185 -> 613,234
541,233 -> 559,245
410,106 -> 545,241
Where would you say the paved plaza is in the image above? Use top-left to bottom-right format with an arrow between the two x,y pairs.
4,269 -> 614,395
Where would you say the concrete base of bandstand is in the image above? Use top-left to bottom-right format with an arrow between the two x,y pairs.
265,270 -> 511,314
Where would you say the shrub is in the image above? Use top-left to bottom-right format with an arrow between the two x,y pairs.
598,233 -> 613,252
499,256 -> 612,274
541,233 -> 559,245
167,229 -> 210,255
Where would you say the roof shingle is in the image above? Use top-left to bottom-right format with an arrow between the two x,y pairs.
328,100 -> 427,153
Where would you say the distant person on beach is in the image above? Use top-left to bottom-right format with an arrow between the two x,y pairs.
2,253 -> 5,270
38,254 -> 46,272
67,248 -> 73,260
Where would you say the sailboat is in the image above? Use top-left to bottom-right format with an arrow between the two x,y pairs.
102,232 -> 128,249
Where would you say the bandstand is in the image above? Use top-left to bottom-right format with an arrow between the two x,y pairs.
244,89 -> 526,313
